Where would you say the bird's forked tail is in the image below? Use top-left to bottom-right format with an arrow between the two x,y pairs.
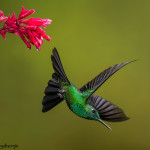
42,48 -> 70,112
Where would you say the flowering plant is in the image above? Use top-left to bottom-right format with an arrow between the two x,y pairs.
0,6 -> 52,50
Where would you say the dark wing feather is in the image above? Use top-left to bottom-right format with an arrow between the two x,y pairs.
87,94 -> 129,122
80,61 -> 135,93
51,48 -> 70,84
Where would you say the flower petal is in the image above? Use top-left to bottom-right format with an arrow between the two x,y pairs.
18,6 -> 35,20
0,16 -> 8,23
21,18 -> 52,28
18,31 -> 31,49
11,12 -> 16,22
4,14 -> 17,27
0,11 -> 4,17
0,10 -> 7,23
26,29 -> 38,46
35,36 -> 43,50
0,30 -> 7,39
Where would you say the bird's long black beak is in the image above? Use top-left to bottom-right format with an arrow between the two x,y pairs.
98,119 -> 112,131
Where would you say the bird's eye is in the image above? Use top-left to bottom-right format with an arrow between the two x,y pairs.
92,109 -> 96,113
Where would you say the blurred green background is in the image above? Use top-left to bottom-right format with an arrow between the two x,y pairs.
0,0 -> 150,150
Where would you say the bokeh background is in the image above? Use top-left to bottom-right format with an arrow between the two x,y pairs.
0,0 -> 150,150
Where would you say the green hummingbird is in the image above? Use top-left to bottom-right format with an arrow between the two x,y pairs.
42,48 -> 134,131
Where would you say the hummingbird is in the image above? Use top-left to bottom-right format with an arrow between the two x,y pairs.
42,48 -> 134,131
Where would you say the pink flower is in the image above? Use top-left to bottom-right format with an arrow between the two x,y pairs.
0,6 -> 52,50
0,11 -> 8,23
21,18 -> 52,29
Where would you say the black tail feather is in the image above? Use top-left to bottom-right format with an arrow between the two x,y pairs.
48,80 -> 60,87
44,86 -> 59,94
42,76 -> 64,112
42,94 -> 62,105
42,98 -> 63,112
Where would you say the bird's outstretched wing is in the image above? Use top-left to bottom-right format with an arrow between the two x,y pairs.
87,94 -> 129,122
51,48 -> 70,84
80,61 -> 135,95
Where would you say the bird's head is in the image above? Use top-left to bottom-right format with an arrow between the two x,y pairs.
85,104 -> 112,131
